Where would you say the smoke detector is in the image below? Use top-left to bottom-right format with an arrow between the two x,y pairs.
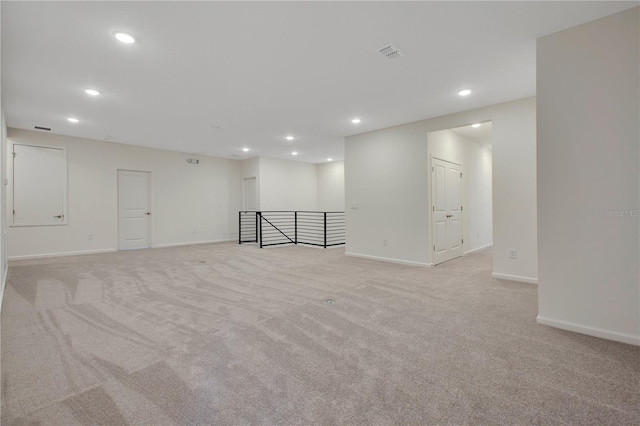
378,44 -> 406,61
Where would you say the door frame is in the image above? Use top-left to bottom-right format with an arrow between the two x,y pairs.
430,155 -> 463,265
116,169 -> 154,250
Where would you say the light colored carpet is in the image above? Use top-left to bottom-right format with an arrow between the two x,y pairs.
1,243 -> 639,425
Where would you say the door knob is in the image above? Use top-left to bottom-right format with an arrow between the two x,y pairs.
145,212 -> 151,216
446,214 -> 453,218
54,214 -> 64,219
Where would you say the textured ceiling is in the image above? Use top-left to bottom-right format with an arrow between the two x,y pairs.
1,1 -> 635,163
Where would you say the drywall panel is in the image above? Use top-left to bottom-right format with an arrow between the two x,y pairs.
7,129 -> 242,258
346,97 -> 536,276
345,123 -> 431,265
258,156 -> 317,211
317,161 -> 345,211
537,7 -> 640,344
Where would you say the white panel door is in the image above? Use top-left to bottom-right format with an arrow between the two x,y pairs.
13,144 -> 66,225
432,158 -> 463,265
243,177 -> 258,210
118,170 -> 151,250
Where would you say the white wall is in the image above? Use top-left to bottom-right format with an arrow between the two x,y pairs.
317,161 -> 345,211
7,129 -> 242,259
345,97 -> 536,276
428,129 -> 493,255
537,7 -> 640,345
0,111 -> 7,310
258,156 -> 318,211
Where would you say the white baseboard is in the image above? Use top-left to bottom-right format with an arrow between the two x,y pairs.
464,244 -> 492,255
492,272 -> 538,284
537,315 -> 640,346
345,252 -> 430,267
9,248 -> 117,261
8,239 -> 237,261
154,239 -> 235,249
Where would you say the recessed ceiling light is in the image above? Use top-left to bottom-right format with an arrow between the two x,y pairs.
113,31 -> 135,44
292,151 -> 298,156
472,123 -> 482,128
458,89 -> 472,96
67,117 -> 79,123
242,148 -> 249,152
84,89 -> 100,96
327,158 -> 333,162
351,118 -> 361,124
286,136 -> 294,141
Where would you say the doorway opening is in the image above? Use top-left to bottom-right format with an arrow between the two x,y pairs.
428,121 -> 493,265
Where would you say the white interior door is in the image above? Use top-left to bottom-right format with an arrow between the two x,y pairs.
432,158 -> 463,265
243,177 -> 258,210
118,170 -> 151,250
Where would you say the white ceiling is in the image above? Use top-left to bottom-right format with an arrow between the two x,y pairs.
450,121 -> 493,150
1,1 -> 635,164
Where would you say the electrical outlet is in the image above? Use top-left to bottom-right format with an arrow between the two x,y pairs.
383,238 -> 388,246
351,203 -> 358,210
88,233 -> 94,240
509,249 -> 517,259
192,228 -> 197,234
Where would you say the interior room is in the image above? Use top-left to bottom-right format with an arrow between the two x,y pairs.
1,2 -> 639,425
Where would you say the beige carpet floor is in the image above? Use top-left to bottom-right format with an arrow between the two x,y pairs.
1,243 -> 638,425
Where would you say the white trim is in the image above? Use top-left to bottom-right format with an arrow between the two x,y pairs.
8,239 -> 237,260
537,315 -> 640,347
345,252 -> 431,267
9,248 -> 117,261
153,239 -> 235,249
464,243 -> 492,255
491,272 -> 538,284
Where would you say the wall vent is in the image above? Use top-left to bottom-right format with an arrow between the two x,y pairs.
378,44 -> 406,61
34,126 -> 51,131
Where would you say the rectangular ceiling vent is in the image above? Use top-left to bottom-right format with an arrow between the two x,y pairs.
378,44 -> 406,61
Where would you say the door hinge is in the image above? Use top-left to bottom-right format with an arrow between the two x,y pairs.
432,166 -> 434,172
460,172 -> 462,178
433,245 -> 435,251
12,209 -> 15,215
462,239 -> 464,244
432,206 -> 434,211
12,152 -> 16,158
461,206 -> 463,211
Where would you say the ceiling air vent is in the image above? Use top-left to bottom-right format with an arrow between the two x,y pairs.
378,44 -> 406,61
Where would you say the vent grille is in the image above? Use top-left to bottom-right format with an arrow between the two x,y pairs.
378,44 -> 405,61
